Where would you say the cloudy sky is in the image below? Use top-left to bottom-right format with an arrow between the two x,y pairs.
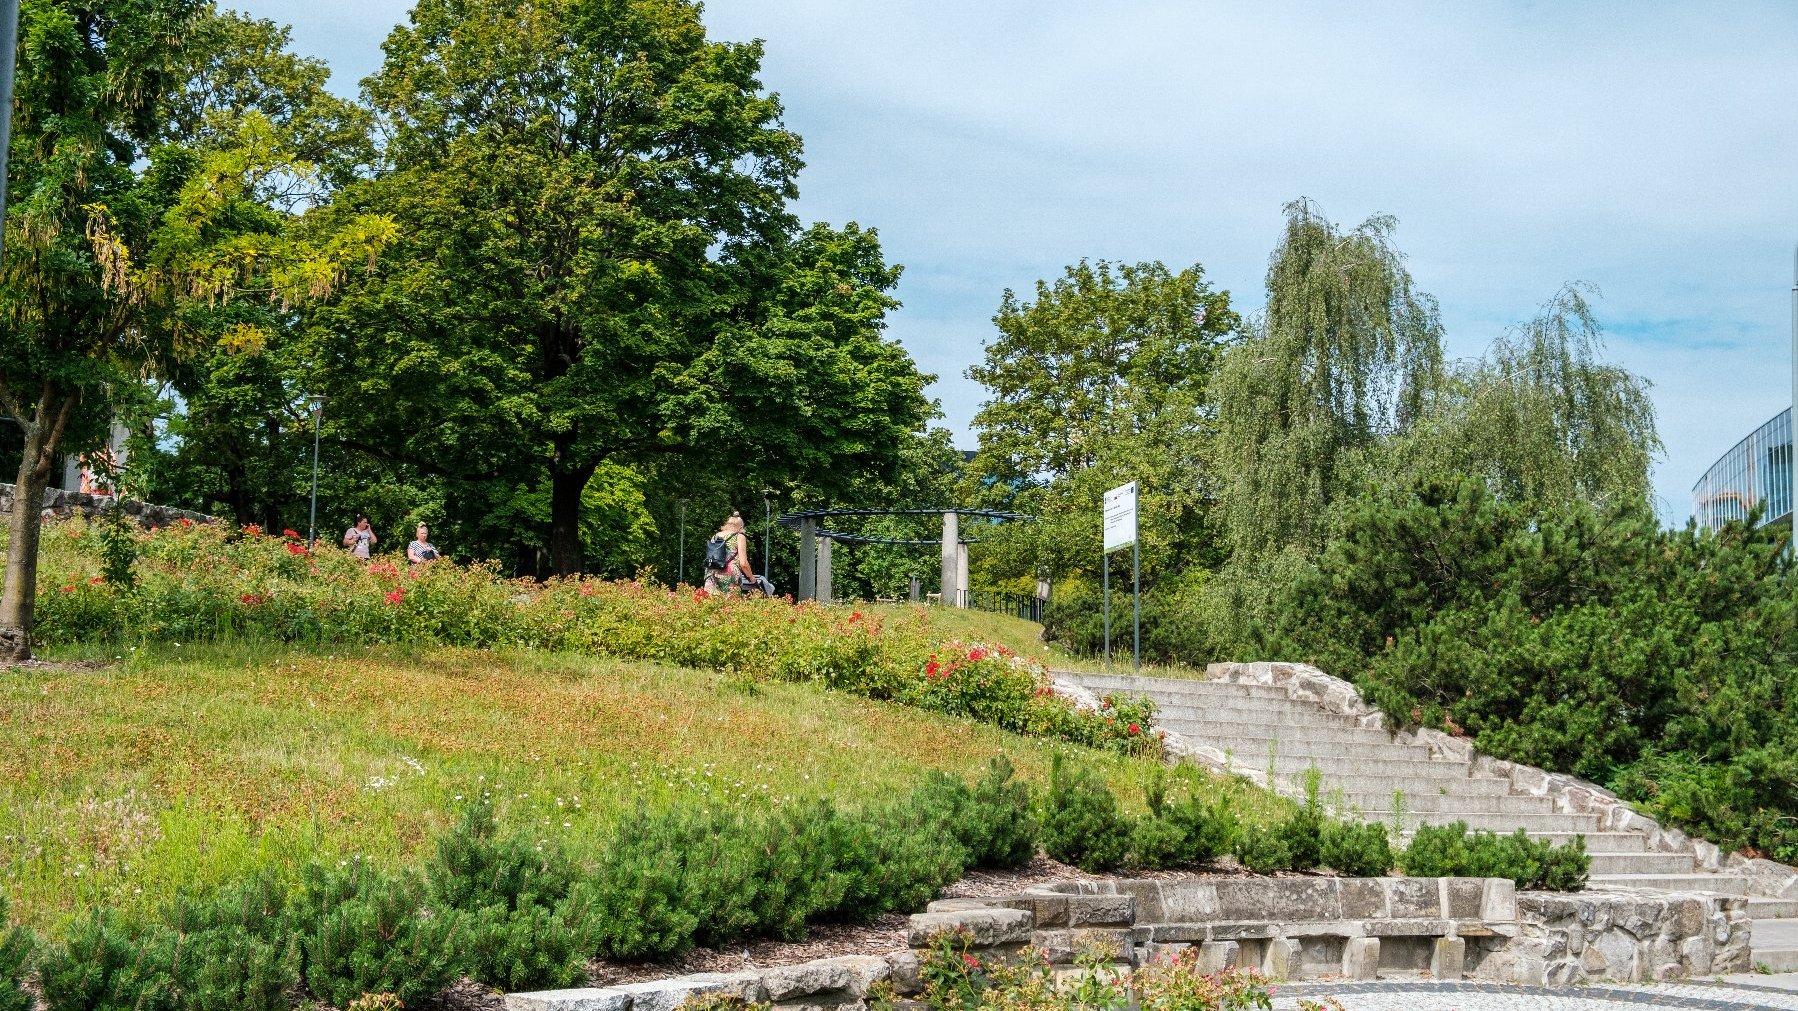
245,0 -> 1798,522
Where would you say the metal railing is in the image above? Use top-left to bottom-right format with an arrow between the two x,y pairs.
959,590 -> 1043,623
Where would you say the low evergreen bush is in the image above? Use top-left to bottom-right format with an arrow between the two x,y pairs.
1398,821 -> 1587,890
0,897 -> 33,1011
1233,823 -> 1294,874
292,863 -> 464,1007
460,898 -> 588,991
1041,754 -> 1131,871
1319,820 -> 1393,877
37,910 -> 180,1011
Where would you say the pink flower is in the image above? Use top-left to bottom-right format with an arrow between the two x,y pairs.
961,954 -> 981,969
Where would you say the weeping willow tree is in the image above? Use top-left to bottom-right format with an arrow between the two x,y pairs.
1382,283 -> 1661,510
1212,199 -> 1446,556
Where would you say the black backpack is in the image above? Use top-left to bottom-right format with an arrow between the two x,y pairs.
703,534 -> 735,571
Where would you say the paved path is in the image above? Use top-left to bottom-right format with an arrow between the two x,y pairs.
1274,979 -> 1798,1010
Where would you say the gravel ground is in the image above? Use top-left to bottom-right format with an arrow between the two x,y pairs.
1274,979 -> 1798,1011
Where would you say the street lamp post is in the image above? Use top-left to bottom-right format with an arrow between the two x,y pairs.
677,497 -> 689,585
306,394 -> 326,550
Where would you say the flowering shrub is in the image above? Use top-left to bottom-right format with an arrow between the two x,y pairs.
29,518 -> 1159,757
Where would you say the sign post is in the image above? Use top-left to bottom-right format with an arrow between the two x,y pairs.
1102,482 -> 1140,672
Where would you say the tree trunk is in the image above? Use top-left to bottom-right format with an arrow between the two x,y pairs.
548,461 -> 597,578
1,386 -> 77,663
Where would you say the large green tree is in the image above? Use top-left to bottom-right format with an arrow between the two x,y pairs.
1211,199 -> 1445,556
0,0 -> 392,660
309,0 -> 929,576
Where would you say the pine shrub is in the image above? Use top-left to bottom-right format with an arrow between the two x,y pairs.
1160,791 -> 1238,867
1318,820 -> 1393,877
428,799 -> 577,913
580,809 -> 702,960
163,875 -> 299,1011
1041,754 -> 1131,871
460,897 -> 588,991
1125,814 -> 1186,870
1233,824 -> 1293,874
1398,822 -> 1586,890
909,758 -> 1037,870
37,910 -> 180,1011
827,796 -> 965,921
292,863 -> 463,1007
0,897 -> 33,1011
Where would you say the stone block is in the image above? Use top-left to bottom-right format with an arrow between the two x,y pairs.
505,989 -> 632,1011
1446,879 -> 1483,920
1140,941 -> 1190,965
814,956 -> 891,998
1207,922 -> 1276,940
1066,894 -> 1135,927
1213,877 -> 1339,922
1480,879 -> 1517,923
1021,893 -> 1070,927
617,973 -> 764,1011
1429,937 -> 1465,980
1145,923 -> 1209,943
761,962 -> 851,1001
1363,918 -> 1448,938
1337,878 -> 1388,919
906,908 -> 1033,948
1111,880 -> 1166,922
1262,938 -> 1300,981
887,952 -> 923,995
1340,937 -> 1380,980
1155,881 -> 1217,922
1384,877 -> 1440,918
1030,928 -> 1132,965
1196,941 -> 1238,974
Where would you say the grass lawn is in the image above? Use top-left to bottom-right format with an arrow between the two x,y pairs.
861,604 -> 1212,679
3,640 -> 1286,934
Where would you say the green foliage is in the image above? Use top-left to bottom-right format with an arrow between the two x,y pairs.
1398,822 -> 1587,891
1041,754 -> 1131,871
163,875 -> 299,1011
1274,767 -> 1328,872
0,897 -> 34,1011
1233,824 -> 1294,874
911,757 -> 1038,870
1318,821 -> 1394,878
36,911 -> 180,1011
459,898 -> 588,992
292,863 -> 463,1007
1158,788 -> 1240,868
428,799 -> 575,913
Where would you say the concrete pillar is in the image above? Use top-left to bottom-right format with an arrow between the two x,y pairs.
816,536 -> 833,605
939,512 -> 958,607
1036,576 -> 1051,620
798,518 -> 817,601
955,541 -> 969,609
909,575 -> 921,603
1342,937 -> 1380,980
1263,937 -> 1299,981
1197,940 -> 1239,974
1431,937 -> 1466,981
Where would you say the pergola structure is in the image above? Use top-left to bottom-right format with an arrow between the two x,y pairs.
775,507 -> 1033,605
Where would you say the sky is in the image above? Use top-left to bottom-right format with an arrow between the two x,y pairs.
242,0 -> 1798,523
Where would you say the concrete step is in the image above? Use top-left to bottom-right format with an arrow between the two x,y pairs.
1509,832 -> 1648,853
1754,919 -> 1798,972
1586,852 -> 1699,875
1075,675 -> 1292,702
1194,733 -> 1449,766
1319,791 -> 1559,816
1163,714 -> 1402,740
1588,873 -> 1749,896
1368,810 -> 1607,834
1155,703 -> 1372,730
1751,899 -> 1798,919
1266,774 -> 1532,803
1253,754 -> 1498,783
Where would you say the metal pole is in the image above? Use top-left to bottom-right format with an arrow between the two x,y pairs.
1103,551 -> 1110,670
761,488 -> 773,579
307,402 -> 322,550
1789,242 -> 1796,533
1132,538 -> 1141,673
0,0 -> 18,267
677,498 -> 688,585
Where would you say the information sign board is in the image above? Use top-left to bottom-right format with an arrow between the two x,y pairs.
1103,481 -> 1137,552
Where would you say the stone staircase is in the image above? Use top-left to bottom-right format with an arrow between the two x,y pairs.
1065,667 -> 1798,973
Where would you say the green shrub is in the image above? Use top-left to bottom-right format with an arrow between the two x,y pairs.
910,758 -> 1037,870
0,897 -> 31,1011
428,799 -> 577,912
1041,755 -> 1131,871
37,910 -> 179,1011
1160,790 -> 1239,867
827,796 -> 965,922
1398,821 -> 1586,890
580,809 -> 702,960
1126,814 -> 1186,870
1233,824 -> 1293,874
292,863 -> 464,1007
1272,767 -> 1327,871
163,875 -> 299,1011
460,898 -> 588,991
1319,820 -> 1393,877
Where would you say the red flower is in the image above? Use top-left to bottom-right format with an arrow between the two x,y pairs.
968,647 -> 987,662
1128,723 -> 1141,735
282,528 -> 301,539
242,524 -> 262,537
384,589 -> 406,605
177,517 -> 193,528
925,661 -> 941,678
849,612 -> 862,622
961,954 -> 981,969
88,576 -> 105,585
240,593 -> 266,606
693,588 -> 709,601
286,542 -> 308,556
59,585 -> 74,593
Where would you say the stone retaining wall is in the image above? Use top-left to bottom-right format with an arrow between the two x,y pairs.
0,483 -> 214,528
509,875 -> 1747,1009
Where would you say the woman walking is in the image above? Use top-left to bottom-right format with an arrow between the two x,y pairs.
702,511 -> 756,595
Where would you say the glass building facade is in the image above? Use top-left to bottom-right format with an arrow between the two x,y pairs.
1692,406 -> 1793,529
